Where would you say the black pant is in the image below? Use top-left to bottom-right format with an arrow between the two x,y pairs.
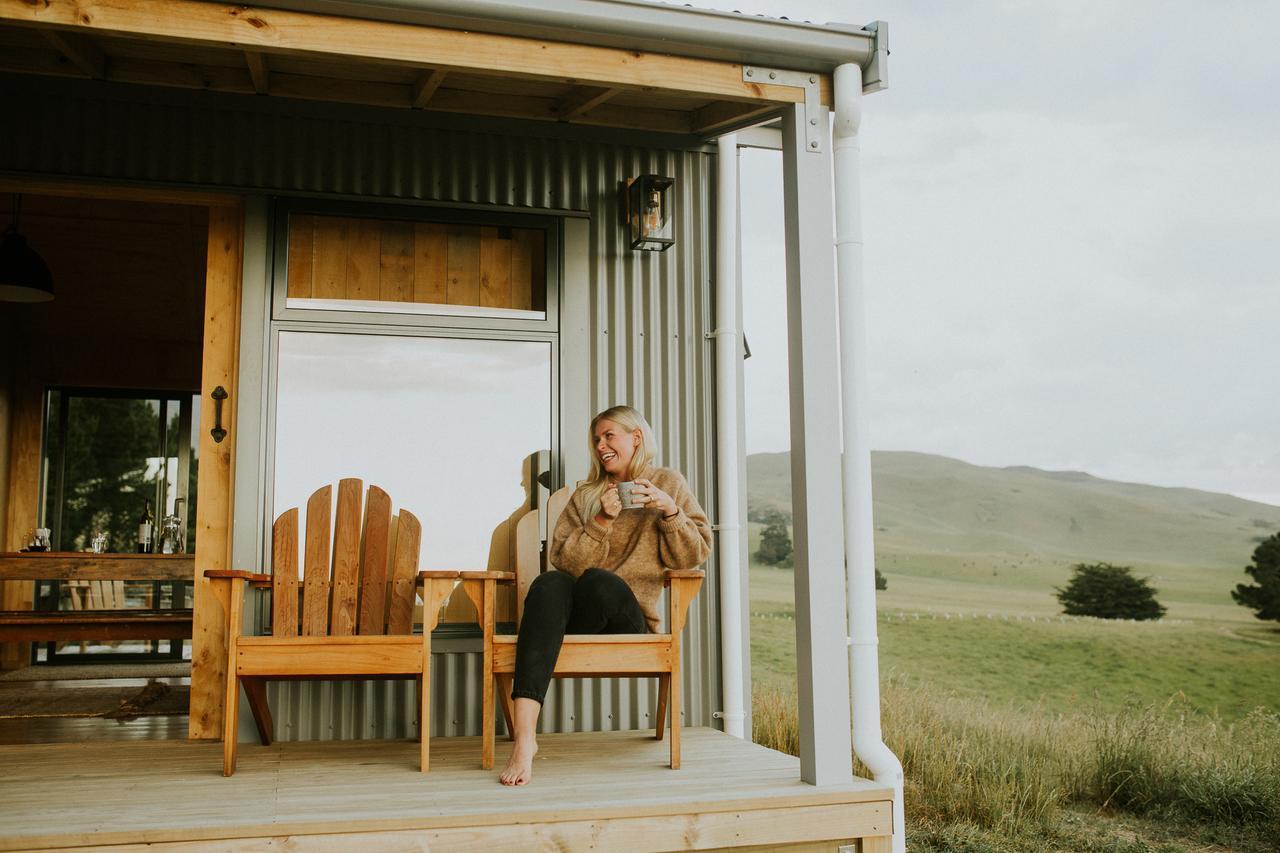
511,568 -> 647,704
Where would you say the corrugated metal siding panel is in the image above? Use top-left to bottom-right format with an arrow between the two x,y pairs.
1,76 -> 722,741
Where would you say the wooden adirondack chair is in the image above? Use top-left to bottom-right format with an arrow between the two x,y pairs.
205,478 -> 462,776
472,485 -> 705,770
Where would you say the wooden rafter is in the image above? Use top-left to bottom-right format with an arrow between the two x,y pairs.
0,0 -> 828,106
38,28 -> 106,79
556,86 -> 620,121
244,50 -> 268,94
691,101 -> 780,136
410,68 -> 447,109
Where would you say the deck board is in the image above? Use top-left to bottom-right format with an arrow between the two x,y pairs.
0,728 -> 893,851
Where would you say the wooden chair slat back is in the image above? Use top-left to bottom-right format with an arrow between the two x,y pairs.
543,486 -> 572,571
514,511 -> 540,627
511,486 -> 573,628
275,482 -> 420,638
271,508 -> 300,638
358,485 -> 393,636
301,484 -> 333,636
386,509 -> 421,635
329,478 -> 363,636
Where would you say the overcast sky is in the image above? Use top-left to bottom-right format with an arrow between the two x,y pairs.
693,0 -> 1280,506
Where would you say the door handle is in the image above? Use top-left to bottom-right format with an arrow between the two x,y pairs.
211,386 -> 228,443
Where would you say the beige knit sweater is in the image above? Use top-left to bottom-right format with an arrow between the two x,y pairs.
548,465 -> 713,632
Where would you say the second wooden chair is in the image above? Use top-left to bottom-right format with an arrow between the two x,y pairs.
469,486 -> 705,771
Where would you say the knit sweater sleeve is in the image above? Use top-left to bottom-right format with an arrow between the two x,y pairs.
548,488 -> 611,577
656,471 -> 713,570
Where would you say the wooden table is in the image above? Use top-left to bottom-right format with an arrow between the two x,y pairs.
0,553 -> 195,643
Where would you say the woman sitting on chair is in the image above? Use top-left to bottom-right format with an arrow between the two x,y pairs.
499,405 -> 713,786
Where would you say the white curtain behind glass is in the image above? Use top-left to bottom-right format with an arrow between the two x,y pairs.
274,331 -> 551,573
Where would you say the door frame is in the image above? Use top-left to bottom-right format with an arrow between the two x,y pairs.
0,176 -> 244,738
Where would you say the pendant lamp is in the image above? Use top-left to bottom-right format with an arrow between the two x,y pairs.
0,195 -> 54,303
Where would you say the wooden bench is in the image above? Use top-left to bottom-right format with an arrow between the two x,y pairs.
0,553 -> 194,643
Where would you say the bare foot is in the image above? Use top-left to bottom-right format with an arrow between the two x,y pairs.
499,736 -> 537,786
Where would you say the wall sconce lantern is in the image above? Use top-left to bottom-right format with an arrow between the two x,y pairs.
624,174 -> 675,252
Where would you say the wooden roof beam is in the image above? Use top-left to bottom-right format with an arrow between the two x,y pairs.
411,68 -> 447,109
244,50 -> 268,94
556,86 -> 620,121
38,29 -> 106,79
691,101 -> 779,136
0,0 -> 827,106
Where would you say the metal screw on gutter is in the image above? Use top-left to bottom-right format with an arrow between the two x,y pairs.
810,141 -> 818,149
745,68 -> 753,77
809,118 -> 817,126
809,75 -> 817,83
769,71 -> 776,80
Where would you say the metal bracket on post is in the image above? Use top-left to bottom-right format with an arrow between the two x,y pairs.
742,65 -> 824,152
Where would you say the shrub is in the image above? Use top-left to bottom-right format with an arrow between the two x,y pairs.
1055,563 -> 1166,620
756,515 -> 793,567
1233,532 -> 1280,622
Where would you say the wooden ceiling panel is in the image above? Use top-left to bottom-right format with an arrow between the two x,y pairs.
0,14 -> 785,137
95,34 -> 244,69
0,193 -> 208,356
266,53 -> 418,85
436,72 -> 575,100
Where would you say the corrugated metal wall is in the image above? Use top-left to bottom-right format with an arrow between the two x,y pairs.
1,74 -> 723,740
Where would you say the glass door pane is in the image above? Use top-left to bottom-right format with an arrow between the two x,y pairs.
273,331 -> 552,575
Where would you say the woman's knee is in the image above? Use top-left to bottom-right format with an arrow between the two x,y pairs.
575,568 -> 631,604
527,569 -> 575,602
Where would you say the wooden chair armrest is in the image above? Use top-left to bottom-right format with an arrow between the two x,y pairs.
417,570 -> 461,580
665,569 -> 705,634
204,570 -> 271,584
459,570 -> 516,582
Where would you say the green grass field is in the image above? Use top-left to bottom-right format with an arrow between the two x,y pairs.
744,452 -> 1280,849
752,564 -> 1280,720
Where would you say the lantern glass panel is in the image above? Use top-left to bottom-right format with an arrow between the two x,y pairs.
628,175 -> 674,251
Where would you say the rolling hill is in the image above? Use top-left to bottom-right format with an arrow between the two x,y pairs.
746,450 -> 1280,618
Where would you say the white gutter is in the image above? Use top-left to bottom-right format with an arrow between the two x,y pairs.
714,133 -> 745,739
259,0 -> 882,77
833,62 -> 906,852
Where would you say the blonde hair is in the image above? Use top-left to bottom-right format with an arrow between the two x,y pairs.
580,405 -> 658,518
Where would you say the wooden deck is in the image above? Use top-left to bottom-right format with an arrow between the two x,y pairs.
0,727 -> 894,851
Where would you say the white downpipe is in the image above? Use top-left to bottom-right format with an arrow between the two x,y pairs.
714,133 -> 745,739
833,63 -> 906,852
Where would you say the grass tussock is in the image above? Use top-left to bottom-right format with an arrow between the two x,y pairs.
752,681 -> 1280,848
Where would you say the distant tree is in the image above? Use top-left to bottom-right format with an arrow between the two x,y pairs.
756,513 -> 793,567
1055,562 -> 1166,620
875,567 -> 888,591
1232,532 -> 1280,623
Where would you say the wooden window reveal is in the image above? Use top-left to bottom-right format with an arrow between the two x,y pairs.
286,214 -> 546,317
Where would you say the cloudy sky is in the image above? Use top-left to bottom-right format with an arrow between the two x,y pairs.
694,0 -> 1280,506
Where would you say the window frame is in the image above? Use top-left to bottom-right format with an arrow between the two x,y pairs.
269,197 -> 561,334
259,197 -> 563,635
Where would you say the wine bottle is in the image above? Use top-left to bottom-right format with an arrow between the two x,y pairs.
137,499 -> 154,554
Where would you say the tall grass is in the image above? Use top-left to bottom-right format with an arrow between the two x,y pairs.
752,681 -> 1280,841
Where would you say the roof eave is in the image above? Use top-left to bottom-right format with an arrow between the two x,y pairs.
252,0 -> 886,83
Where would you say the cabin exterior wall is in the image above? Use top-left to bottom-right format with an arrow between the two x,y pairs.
0,73 -> 724,739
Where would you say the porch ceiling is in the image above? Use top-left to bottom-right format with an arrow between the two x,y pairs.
0,0 -> 834,137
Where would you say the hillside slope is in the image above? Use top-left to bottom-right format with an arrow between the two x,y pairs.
746,451 -> 1279,614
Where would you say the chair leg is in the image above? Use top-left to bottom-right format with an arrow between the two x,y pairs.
497,674 -> 516,741
241,678 -> 273,746
222,671 -> 241,777
480,580 -> 495,770
420,633 -> 432,772
670,666 -> 681,770
654,675 -> 670,742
